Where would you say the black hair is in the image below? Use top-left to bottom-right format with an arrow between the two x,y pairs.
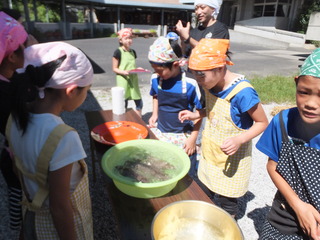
1,8 -> 22,21
149,39 -> 183,70
11,55 -> 67,134
226,50 -> 232,61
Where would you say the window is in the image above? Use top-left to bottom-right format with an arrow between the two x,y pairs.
253,0 -> 292,18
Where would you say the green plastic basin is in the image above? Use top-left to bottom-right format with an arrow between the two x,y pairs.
101,139 -> 190,198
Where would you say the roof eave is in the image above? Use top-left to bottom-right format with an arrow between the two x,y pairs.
85,0 -> 194,10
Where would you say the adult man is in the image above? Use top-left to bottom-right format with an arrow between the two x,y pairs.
175,0 -> 230,167
175,0 -> 229,49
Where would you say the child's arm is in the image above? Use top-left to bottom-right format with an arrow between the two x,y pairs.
148,96 -> 158,127
112,57 -> 129,76
178,108 -> 206,122
267,159 -> 320,239
184,118 -> 202,156
221,102 -> 268,156
49,163 -> 77,240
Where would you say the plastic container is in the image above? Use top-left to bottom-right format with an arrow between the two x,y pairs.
101,139 -> 190,198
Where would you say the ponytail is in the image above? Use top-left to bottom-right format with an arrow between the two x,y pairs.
11,55 -> 66,134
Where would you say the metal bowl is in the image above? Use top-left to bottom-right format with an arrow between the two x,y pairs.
151,200 -> 244,240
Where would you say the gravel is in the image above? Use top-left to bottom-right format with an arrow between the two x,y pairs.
0,84 -> 279,240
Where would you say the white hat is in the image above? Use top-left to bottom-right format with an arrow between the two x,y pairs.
194,0 -> 221,15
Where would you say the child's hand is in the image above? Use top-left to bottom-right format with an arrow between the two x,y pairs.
178,110 -> 199,122
184,137 -> 196,156
148,115 -> 158,128
121,70 -> 129,76
294,201 -> 320,239
220,136 -> 242,156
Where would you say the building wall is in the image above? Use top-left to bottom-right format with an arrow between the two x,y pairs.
220,0 -> 304,31
132,0 -> 183,4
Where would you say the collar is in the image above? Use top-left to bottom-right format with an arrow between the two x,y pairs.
0,74 -> 10,83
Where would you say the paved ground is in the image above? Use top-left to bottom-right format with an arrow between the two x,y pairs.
64,35 -> 314,89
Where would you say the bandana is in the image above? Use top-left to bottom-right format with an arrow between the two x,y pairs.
299,48 -> 320,78
194,0 -> 221,15
189,39 -> 233,71
20,42 -> 93,97
166,32 -> 179,41
148,37 -> 180,63
0,11 -> 28,64
117,28 -> 132,39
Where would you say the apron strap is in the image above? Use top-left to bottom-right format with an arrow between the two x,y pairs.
225,81 -> 253,102
279,110 -> 289,142
31,124 -> 75,210
158,72 -> 187,94
6,117 -> 75,211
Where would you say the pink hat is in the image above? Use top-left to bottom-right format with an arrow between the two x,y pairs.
117,28 -> 133,39
0,11 -> 28,64
20,42 -> 93,97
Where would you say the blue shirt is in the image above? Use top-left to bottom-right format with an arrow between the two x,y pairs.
210,79 -> 260,129
256,108 -> 320,162
149,72 -> 203,111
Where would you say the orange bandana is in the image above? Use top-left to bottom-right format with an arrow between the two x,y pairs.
189,39 -> 233,71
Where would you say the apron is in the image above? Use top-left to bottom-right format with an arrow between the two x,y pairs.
6,119 -> 93,240
157,72 -> 192,134
265,110 -> 320,238
116,47 -> 142,100
198,81 -> 253,198
150,73 -> 197,175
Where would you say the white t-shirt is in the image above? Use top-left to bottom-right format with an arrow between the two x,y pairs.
9,113 -> 86,204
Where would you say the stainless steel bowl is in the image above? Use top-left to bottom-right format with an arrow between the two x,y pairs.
151,200 -> 244,240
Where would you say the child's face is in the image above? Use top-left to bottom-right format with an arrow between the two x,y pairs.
151,63 -> 176,80
296,75 -> 320,125
192,68 -> 222,90
120,36 -> 132,48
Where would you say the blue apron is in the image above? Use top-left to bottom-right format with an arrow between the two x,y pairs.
157,73 -> 193,133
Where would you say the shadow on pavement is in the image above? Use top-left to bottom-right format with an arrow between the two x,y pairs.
61,90 -> 119,240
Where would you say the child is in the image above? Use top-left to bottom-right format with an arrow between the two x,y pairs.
112,28 -> 143,117
179,39 -> 268,217
148,36 -> 203,178
0,8 -> 38,47
256,48 -> 320,239
6,42 -> 94,240
0,11 -> 28,231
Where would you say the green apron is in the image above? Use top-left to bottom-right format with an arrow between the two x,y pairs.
116,47 -> 142,100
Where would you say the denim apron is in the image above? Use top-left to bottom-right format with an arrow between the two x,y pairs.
157,72 -> 191,133
151,73 -> 196,175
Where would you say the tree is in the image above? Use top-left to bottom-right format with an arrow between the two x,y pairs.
296,0 -> 320,33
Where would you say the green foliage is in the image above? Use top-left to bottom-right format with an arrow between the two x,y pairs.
296,0 -> 320,33
77,10 -> 84,23
36,5 -> 60,22
311,40 -> 320,47
250,75 -> 296,104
